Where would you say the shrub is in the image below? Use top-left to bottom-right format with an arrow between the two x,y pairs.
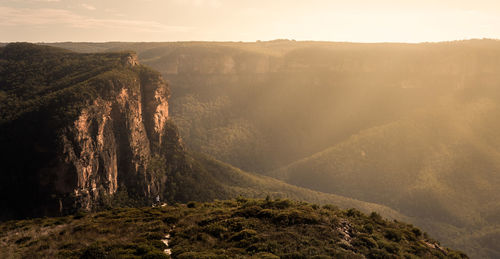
353,234 -> 378,249
80,243 -> 107,259
143,250 -> 169,259
143,232 -> 165,240
378,240 -> 400,254
363,223 -> 374,234
322,204 -> 338,211
370,212 -> 383,222
204,223 -> 228,238
272,199 -> 293,209
162,215 -> 179,224
411,227 -> 422,237
234,205 -> 262,218
230,229 -> 257,242
346,208 -> 362,218
73,211 -> 87,219
150,240 -> 168,250
15,236 -> 31,244
255,252 -> 280,259
385,228 -> 403,242
178,251 -> 227,259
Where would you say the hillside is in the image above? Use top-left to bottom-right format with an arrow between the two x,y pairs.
172,153 -> 408,221
0,43 -> 407,224
271,97 -> 500,258
44,40 -> 500,258
47,40 -> 500,174
0,198 -> 467,259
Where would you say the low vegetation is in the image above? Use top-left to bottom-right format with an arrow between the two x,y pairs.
0,198 -> 467,258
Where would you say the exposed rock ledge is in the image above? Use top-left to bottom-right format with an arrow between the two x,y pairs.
58,69 -> 173,212
0,52 -> 179,219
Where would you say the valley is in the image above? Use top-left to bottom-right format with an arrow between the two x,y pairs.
45,39 -> 500,258
2,40 -> 500,258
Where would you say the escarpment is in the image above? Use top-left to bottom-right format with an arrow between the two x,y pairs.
62,75 -> 169,211
0,43 -> 181,219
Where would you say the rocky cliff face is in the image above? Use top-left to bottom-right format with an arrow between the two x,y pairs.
0,44 -> 180,219
59,69 -> 170,211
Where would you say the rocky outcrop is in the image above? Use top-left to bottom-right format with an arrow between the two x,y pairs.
0,45 -> 179,219
59,69 -> 172,212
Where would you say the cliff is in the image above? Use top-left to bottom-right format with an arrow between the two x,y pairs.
61,67 -> 169,211
0,43 -> 180,219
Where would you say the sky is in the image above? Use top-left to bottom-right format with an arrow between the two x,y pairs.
1,0 -> 500,43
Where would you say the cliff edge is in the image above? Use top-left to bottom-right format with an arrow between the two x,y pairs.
0,43 -> 180,219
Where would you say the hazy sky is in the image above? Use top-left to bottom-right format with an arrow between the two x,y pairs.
1,0 -> 500,43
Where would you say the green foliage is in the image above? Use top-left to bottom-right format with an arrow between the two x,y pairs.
0,199 -> 467,258
80,243 -> 107,259
0,43 -> 138,124
40,42 -> 500,258
149,155 -> 167,177
3,41 -> 498,258
45,41 -> 500,257
270,98 -> 500,258
0,43 -> 163,221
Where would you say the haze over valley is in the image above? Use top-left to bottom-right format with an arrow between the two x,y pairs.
38,39 -> 500,258
2,1 -> 500,258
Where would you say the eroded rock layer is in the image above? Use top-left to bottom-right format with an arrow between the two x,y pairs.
0,43 -> 179,219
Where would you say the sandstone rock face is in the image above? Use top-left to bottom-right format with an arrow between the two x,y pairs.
58,70 -> 171,211
0,48 -> 179,219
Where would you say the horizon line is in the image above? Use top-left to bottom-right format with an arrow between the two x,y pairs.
2,38 -> 500,45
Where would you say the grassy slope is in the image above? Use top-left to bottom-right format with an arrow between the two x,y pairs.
0,199 -> 467,259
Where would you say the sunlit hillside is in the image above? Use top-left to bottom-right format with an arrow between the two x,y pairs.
4,0 -> 500,257
48,40 -> 500,174
47,39 -> 500,258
